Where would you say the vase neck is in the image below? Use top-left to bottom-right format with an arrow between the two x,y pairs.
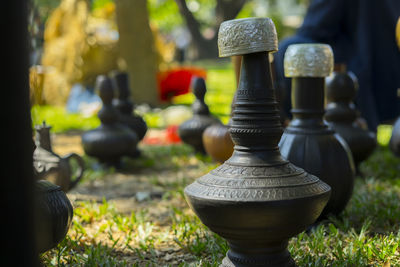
289,77 -> 326,129
229,52 -> 283,155
36,129 -> 52,151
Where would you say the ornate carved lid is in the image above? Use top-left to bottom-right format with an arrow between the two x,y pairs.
284,43 -> 333,78
218,17 -> 278,57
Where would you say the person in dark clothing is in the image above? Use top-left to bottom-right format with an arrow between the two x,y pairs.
274,0 -> 400,132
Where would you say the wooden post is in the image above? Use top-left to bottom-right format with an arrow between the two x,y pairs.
3,0 -> 38,265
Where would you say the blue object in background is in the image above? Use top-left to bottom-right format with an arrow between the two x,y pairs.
66,83 -> 101,113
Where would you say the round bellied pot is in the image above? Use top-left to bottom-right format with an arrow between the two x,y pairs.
184,18 -> 331,267
178,77 -> 221,153
34,180 -> 74,253
110,70 -> 147,157
202,94 -> 235,163
202,121 -> 234,163
324,64 -> 377,173
278,44 -> 355,219
81,75 -> 138,167
33,121 -> 85,192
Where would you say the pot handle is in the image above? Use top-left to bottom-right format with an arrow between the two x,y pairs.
64,153 -> 85,190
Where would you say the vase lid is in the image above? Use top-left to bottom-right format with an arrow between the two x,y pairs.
284,43 -> 333,77
218,17 -> 278,57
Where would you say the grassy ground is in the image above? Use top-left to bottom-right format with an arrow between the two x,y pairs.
38,128 -> 400,267
34,62 -> 400,266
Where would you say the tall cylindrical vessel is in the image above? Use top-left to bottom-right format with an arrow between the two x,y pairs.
279,44 -> 355,218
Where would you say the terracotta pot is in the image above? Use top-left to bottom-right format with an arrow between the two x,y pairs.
202,123 -> 234,162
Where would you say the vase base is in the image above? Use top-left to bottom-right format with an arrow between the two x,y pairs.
220,248 -> 296,267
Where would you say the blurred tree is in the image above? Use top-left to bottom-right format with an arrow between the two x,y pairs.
115,0 -> 159,106
174,0 -> 248,59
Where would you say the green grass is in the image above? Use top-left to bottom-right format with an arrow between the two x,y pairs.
34,60 -> 400,266
40,140 -> 400,266
31,105 -> 100,133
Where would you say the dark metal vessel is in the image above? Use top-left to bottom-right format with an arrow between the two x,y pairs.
33,121 -> 85,192
178,77 -> 221,153
34,180 -> 73,253
279,44 -> 355,218
325,65 -> 377,171
81,75 -> 138,167
111,70 -> 147,157
184,18 -> 331,267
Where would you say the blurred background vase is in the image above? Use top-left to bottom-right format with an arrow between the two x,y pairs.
81,75 -> 138,167
178,77 -> 220,153
111,70 -> 147,157
324,64 -> 377,174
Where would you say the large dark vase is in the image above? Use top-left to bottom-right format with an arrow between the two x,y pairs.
111,70 -> 147,157
178,77 -> 221,153
35,180 -> 74,253
278,44 -> 355,218
325,65 -> 377,172
33,121 -> 85,192
81,75 -> 138,167
184,18 -> 331,267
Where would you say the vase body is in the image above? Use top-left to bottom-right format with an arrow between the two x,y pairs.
202,122 -> 234,162
111,70 -> 148,155
185,19 -> 331,267
279,77 -> 355,218
325,69 -> 376,169
81,75 -> 138,167
178,77 -> 220,153
34,180 -> 73,253
33,122 -> 85,192
389,117 -> 400,156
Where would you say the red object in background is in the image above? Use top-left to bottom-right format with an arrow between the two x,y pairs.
157,67 -> 207,101
165,125 -> 181,144
142,126 -> 181,145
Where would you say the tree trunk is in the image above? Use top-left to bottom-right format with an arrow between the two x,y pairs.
115,0 -> 159,106
175,0 -> 247,59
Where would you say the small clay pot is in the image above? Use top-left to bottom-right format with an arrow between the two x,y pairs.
202,122 -> 234,162
34,180 -> 73,253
